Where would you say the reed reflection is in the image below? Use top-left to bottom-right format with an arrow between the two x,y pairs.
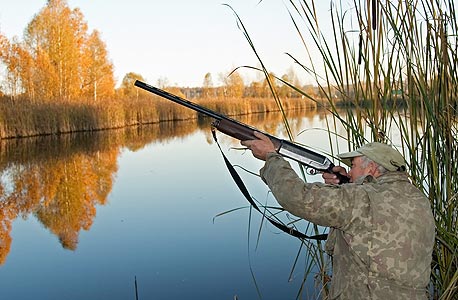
0,109 -> 320,264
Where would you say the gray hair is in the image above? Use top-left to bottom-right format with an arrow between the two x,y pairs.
360,155 -> 388,175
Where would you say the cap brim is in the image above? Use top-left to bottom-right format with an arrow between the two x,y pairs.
338,150 -> 362,159
337,150 -> 362,167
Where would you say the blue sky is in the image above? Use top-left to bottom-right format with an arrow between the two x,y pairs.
0,0 -> 334,87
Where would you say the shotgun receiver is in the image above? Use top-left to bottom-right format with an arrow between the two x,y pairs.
134,80 -> 348,183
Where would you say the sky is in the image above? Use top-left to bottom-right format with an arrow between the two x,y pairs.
0,0 -> 334,87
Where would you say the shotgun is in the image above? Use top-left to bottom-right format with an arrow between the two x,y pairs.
134,80 -> 348,184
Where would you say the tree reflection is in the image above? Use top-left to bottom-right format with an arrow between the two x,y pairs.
33,152 -> 118,250
0,183 -> 15,264
0,109 -> 316,264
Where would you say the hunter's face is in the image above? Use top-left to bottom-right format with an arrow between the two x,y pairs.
348,156 -> 372,182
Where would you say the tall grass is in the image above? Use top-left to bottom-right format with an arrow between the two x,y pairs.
231,0 -> 457,299
0,95 -> 316,139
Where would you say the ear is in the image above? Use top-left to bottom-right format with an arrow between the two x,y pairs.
368,161 -> 378,176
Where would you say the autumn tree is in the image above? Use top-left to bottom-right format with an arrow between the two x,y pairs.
220,70 -> 244,98
261,72 -> 278,98
0,35 -> 28,99
156,76 -> 170,89
202,72 -> 214,98
303,84 -> 318,100
0,0 -> 114,102
0,33 -> 6,57
118,72 -> 146,99
279,67 -> 302,98
81,30 -> 115,101
23,0 -> 87,101
247,80 -> 262,98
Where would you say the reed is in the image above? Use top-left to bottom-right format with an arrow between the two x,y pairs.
0,94 -> 316,139
231,0 -> 457,298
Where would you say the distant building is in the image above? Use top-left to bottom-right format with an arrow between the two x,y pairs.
181,87 -> 203,99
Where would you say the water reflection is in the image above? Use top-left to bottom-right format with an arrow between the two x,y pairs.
0,109 -> 323,265
0,134 -> 119,263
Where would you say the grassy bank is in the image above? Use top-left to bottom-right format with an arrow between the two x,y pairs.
0,94 -> 317,139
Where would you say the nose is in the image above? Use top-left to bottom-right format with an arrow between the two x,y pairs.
347,169 -> 354,183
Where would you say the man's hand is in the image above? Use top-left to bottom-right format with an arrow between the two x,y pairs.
322,166 -> 349,184
241,131 -> 276,161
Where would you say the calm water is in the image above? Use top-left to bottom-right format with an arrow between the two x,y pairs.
0,111 -> 341,300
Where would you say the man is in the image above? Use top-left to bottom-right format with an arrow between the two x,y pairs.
241,132 -> 435,299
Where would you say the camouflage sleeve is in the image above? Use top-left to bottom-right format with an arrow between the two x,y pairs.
260,152 -> 361,228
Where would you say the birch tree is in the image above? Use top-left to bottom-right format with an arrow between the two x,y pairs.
0,0 -> 115,102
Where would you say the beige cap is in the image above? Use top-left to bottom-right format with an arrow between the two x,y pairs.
338,142 -> 406,171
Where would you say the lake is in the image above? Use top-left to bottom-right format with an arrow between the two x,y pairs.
0,110 -> 342,300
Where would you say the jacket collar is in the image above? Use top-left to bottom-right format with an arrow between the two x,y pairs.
355,171 -> 409,185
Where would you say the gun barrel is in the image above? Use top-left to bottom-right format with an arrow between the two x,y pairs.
134,80 -> 223,120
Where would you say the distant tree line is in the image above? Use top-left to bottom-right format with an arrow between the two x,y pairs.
116,70 -> 332,102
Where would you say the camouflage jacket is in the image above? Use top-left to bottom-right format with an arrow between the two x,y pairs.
260,153 -> 435,300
